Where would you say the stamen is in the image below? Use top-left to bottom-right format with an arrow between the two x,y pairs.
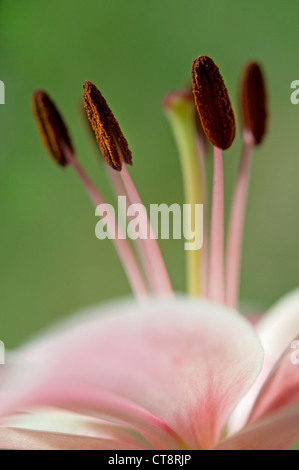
226,62 -> 268,308
163,89 -> 206,296
63,147 -> 148,298
195,116 -> 209,297
209,146 -> 225,303
94,152 -> 156,293
226,136 -> 254,308
32,91 -> 148,298
82,80 -> 173,295
82,100 -> 154,290
192,56 -> 236,150
83,81 -> 132,171
32,90 -> 74,167
105,165 -> 162,293
120,165 -> 174,296
195,110 -> 208,158
192,56 -> 236,303
240,62 -> 267,145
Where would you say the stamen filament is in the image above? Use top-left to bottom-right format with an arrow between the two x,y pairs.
64,147 -> 149,298
209,146 -> 225,303
196,138 -> 208,297
226,132 -> 254,308
120,165 -> 174,296
105,165 -> 157,293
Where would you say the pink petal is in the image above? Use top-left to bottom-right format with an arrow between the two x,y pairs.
229,289 -> 299,432
216,410 -> 299,450
0,427 -> 146,450
257,288 -> 299,367
2,407 -> 152,449
248,335 -> 299,423
0,296 -> 263,450
1,383 -> 179,449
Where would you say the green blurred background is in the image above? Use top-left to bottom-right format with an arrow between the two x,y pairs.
0,0 -> 298,450
0,0 -> 298,347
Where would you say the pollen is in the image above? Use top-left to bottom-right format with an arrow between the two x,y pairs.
83,81 -> 132,171
240,62 -> 267,145
32,90 -> 74,167
192,56 -> 236,150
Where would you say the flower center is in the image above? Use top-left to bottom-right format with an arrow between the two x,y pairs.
32,57 -> 267,309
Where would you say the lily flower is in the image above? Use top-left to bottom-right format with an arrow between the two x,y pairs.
0,57 -> 298,450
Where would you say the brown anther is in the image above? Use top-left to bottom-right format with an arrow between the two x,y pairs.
194,108 -> 208,153
241,62 -> 267,145
83,81 -> 132,171
32,90 -> 74,166
192,56 -> 236,150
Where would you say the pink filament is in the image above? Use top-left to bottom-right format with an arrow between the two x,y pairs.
64,148 -> 148,298
226,133 -> 254,309
196,139 -> 208,297
105,165 -> 157,293
120,165 -> 173,296
208,146 -> 225,303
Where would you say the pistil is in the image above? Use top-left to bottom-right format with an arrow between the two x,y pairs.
163,89 -> 205,297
